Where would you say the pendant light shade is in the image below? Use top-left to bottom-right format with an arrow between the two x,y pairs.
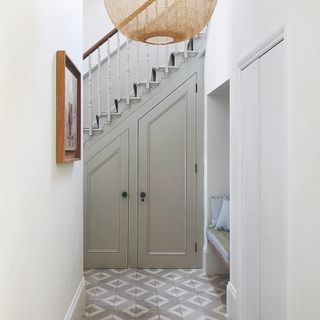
103,0 -> 218,44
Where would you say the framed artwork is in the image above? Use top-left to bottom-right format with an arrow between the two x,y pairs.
56,51 -> 81,163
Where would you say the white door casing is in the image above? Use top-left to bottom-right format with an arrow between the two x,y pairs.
84,131 -> 129,268
138,75 -> 198,268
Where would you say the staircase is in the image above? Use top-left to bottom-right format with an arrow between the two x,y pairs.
83,30 -> 206,146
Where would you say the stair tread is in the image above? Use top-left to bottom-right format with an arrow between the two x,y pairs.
156,65 -> 179,70
83,127 -> 103,132
174,50 -> 198,55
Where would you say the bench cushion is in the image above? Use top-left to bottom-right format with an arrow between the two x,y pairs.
206,226 -> 230,265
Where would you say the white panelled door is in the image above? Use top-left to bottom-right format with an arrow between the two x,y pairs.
84,131 -> 129,268
241,41 -> 286,320
138,75 -> 198,268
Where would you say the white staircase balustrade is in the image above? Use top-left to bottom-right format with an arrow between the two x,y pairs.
82,31 -> 206,141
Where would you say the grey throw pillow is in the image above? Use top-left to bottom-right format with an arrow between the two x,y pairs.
215,197 -> 230,231
209,196 -> 224,227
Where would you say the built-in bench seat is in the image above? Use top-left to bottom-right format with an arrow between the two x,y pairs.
206,226 -> 230,268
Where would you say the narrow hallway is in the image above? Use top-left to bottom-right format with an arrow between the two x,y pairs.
83,269 -> 228,320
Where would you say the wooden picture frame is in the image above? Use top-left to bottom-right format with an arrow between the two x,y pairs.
56,51 -> 81,163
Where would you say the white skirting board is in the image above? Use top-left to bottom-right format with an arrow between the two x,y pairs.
203,242 -> 229,275
64,277 -> 85,320
227,282 -> 237,320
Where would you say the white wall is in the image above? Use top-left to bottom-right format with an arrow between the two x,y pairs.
205,0 -> 320,319
0,1 -> 83,320
205,84 -> 230,227
83,0 -> 114,51
288,2 -> 320,319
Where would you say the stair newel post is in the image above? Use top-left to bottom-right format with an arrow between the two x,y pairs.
88,54 -> 93,138
165,45 -> 169,76
146,44 -> 150,93
117,32 -> 121,106
106,39 -> 111,124
126,38 -> 130,108
97,46 -> 102,117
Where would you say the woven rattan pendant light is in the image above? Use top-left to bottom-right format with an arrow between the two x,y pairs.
104,0 -> 218,45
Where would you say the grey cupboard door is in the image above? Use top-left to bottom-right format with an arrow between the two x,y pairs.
138,75 -> 198,268
84,131 -> 129,268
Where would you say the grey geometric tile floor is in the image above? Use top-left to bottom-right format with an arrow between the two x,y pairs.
83,269 -> 228,320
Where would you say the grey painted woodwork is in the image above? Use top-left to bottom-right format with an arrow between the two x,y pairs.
138,75 -> 198,268
84,131 -> 129,268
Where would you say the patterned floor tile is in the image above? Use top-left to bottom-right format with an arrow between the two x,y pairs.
137,297 -> 159,310
138,269 -> 155,276
204,305 -> 227,320
114,297 -> 136,311
174,287 -> 196,300
83,270 -> 101,285
117,278 -> 136,291
178,295 -> 202,308
116,287 -> 137,301
136,280 -> 157,293
174,279 -> 196,292
89,301 -> 114,320
113,309 -> 136,320
83,269 -> 228,320
180,303 -> 206,320
155,279 -> 175,292
94,286 -> 117,300
86,281 -> 99,300
84,301 -> 93,318
156,297 -> 179,311
159,306 -> 183,320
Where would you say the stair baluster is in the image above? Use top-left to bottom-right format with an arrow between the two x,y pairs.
97,46 -> 102,117
106,39 -> 111,124
126,39 -> 130,108
88,54 -> 93,137
165,45 -> 169,76
184,41 -> 188,61
156,46 -> 159,70
146,44 -> 150,93
117,32 -> 121,105
136,42 -> 140,84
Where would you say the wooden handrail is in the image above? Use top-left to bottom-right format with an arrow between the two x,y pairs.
83,0 -> 158,60
83,27 -> 118,60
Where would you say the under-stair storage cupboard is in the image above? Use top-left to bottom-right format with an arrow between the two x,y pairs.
84,73 -> 202,270
240,40 -> 286,320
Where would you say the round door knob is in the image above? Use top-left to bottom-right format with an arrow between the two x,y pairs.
122,191 -> 128,198
140,192 -> 146,202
